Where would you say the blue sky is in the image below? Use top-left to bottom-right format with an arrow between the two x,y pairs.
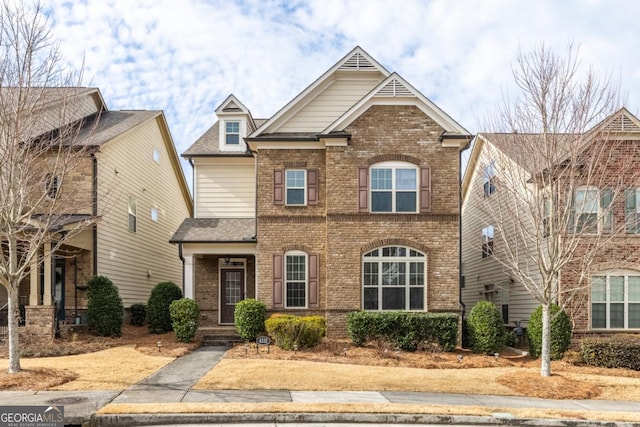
43,0 -> 640,183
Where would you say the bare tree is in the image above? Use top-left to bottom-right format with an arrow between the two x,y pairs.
471,44 -> 640,376
0,1 -> 98,373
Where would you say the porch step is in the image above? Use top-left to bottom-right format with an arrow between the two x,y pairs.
202,333 -> 243,347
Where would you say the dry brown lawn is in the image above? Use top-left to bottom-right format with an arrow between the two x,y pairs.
0,324 -> 198,390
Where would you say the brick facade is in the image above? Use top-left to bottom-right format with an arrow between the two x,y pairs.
256,105 -> 462,337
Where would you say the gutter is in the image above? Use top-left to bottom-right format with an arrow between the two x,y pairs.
178,243 -> 185,295
92,154 -> 98,276
459,137 -> 472,347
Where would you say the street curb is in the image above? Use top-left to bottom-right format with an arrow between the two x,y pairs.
88,411 -> 640,426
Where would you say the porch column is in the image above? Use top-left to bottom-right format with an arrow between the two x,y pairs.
183,255 -> 194,299
29,256 -> 40,306
43,241 -> 52,305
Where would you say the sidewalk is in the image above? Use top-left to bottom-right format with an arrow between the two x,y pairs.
6,346 -> 640,426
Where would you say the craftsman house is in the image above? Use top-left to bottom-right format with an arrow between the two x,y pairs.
172,46 -> 471,336
461,108 -> 640,337
0,88 -> 192,337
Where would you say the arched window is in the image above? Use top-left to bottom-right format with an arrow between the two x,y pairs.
362,246 -> 426,310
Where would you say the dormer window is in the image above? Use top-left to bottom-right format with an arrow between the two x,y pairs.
225,121 -> 240,145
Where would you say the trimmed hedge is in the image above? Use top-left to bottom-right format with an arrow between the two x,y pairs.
169,298 -> 199,343
129,303 -> 146,326
265,315 -> 326,350
234,299 -> 266,341
580,335 -> 640,370
147,282 -> 183,334
346,311 -> 458,352
87,275 -> 123,337
468,301 -> 504,354
527,304 -> 572,360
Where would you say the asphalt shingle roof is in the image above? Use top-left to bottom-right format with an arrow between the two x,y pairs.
170,218 -> 256,243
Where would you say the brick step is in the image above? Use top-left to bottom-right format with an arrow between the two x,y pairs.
202,334 -> 242,347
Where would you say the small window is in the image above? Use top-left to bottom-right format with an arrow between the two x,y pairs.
285,252 -> 307,308
572,187 -> 612,234
45,174 -> 60,199
128,196 -> 137,233
151,207 -> 159,222
286,170 -> 306,206
225,121 -> 240,145
482,225 -> 494,258
152,148 -> 161,163
483,161 -> 496,197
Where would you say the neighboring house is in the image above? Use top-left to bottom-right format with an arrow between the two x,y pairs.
171,46 -> 471,337
2,88 -> 192,336
461,108 -> 640,337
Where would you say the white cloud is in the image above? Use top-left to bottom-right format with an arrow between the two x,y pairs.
41,0 -> 640,184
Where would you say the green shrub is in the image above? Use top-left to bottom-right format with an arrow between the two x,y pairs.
265,315 -> 326,350
504,330 -> 518,348
346,311 -> 458,352
527,304 -> 572,359
87,275 -> 123,337
234,299 -> 266,341
129,303 -> 146,326
468,301 -> 504,354
147,282 -> 182,334
580,335 -> 640,370
169,298 -> 199,343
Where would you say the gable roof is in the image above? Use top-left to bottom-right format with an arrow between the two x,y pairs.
183,118 -> 268,157
250,46 -> 389,138
323,72 -> 470,137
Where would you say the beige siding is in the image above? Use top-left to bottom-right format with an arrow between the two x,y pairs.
461,144 -> 540,325
279,78 -> 382,132
34,91 -> 102,138
195,158 -> 256,218
95,116 -> 190,306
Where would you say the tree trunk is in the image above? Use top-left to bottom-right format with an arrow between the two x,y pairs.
7,285 -> 21,373
540,303 -> 551,377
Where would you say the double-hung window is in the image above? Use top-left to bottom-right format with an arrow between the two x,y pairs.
572,187 -> 612,234
45,174 -> 60,199
225,121 -> 240,145
286,170 -> 306,206
362,246 -> 425,311
481,225 -> 494,258
370,162 -> 418,213
285,252 -> 307,308
625,188 -> 640,234
592,273 -> 640,329
483,161 -> 496,197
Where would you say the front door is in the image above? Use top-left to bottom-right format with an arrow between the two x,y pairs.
220,269 -> 244,324
53,258 -> 65,321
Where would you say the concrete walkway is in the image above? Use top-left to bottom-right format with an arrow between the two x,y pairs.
6,346 -> 640,426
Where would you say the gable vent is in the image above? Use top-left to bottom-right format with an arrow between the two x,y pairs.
377,79 -> 413,97
339,52 -> 377,71
603,113 -> 640,133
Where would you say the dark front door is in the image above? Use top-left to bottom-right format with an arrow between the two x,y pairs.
220,269 -> 244,324
53,258 -> 65,321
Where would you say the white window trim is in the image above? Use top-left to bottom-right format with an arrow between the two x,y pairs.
285,250 -> 308,309
483,160 -> 496,197
370,161 -> 419,213
219,118 -> 247,152
152,148 -> 161,163
481,225 -> 494,258
591,271 -> 640,330
128,196 -> 137,233
150,207 -> 159,222
285,169 -> 307,206
574,185 -> 607,234
362,246 -> 426,311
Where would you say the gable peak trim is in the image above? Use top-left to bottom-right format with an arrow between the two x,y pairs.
338,51 -> 378,71
602,109 -> 640,133
377,77 -> 413,97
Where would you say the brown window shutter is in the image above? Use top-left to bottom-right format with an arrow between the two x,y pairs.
358,167 -> 369,212
420,167 -> 431,213
308,253 -> 319,308
273,170 -> 284,205
307,169 -> 318,205
273,254 -> 284,308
